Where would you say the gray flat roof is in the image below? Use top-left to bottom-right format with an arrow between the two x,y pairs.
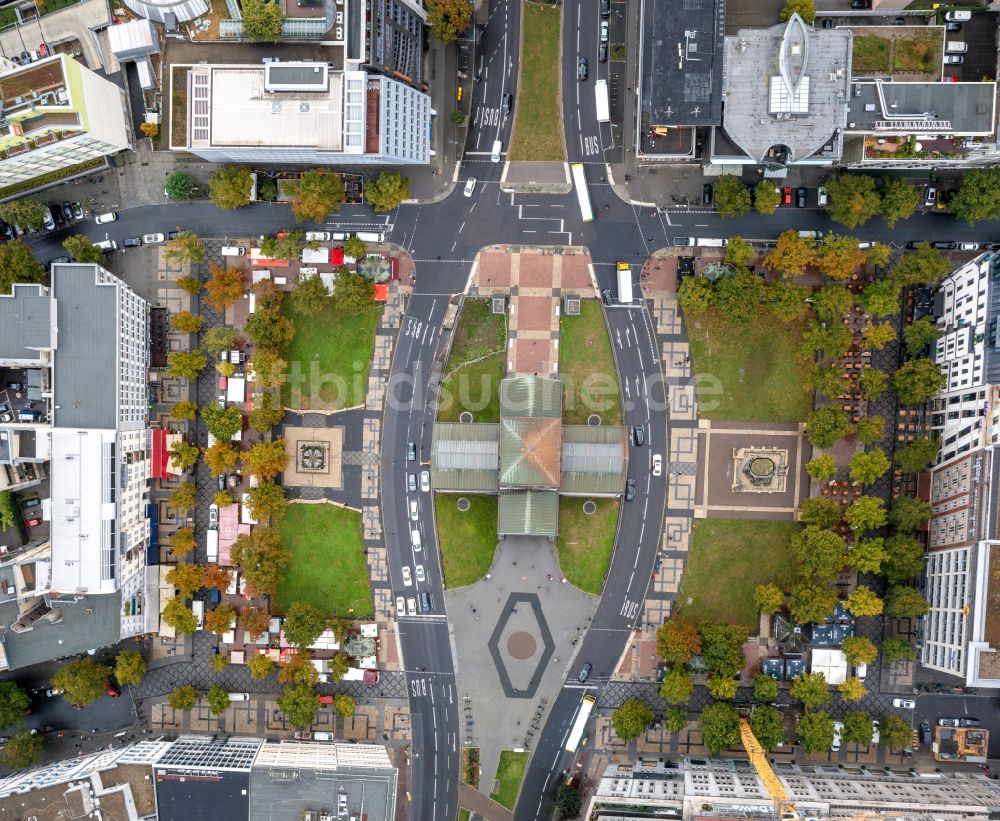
51,264 -> 117,430
721,16 -> 852,164
846,81 -> 997,136
639,0 -> 725,127
0,593 -> 121,671
155,770 -> 250,821
0,283 -> 50,362
249,763 -> 395,821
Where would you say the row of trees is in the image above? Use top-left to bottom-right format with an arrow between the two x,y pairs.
715,168 -> 1000,228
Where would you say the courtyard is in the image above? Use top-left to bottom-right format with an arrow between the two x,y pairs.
675,518 -> 800,626
276,503 -> 372,616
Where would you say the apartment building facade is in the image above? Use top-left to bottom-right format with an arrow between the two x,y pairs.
0,54 -> 131,190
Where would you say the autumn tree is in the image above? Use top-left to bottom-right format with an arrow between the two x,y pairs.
858,279 -> 901,318
841,636 -> 878,666
214,490 -> 234,508
231,527 -> 291,596
894,358 -> 946,406
713,267 -> 765,324
283,602 -> 329,648
204,603 -> 237,636
762,230 -> 817,278
854,415 -> 884,446
165,230 -> 206,265
426,0 -> 471,43
162,597 -> 198,633
366,172 -> 412,211
611,698 -> 653,740
169,685 -> 198,711
800,497 -> 842,530
168,349 -> 207,381
677,276 -> 714,316
177,275 -> 202,295
816,235 -> 866,281
845,495 -> 887,532
279,652 -> 319,686
880,176 -> 920,227
209,165 -> 253,209
826,174 -> 881,229
890,242 -> 951,289
845,585 -> 883,617
780,0 -> 814,23
168,440 -> 199,471
170,527 -> 195,558
656,618 -> 701,664
659,666 -> 694,705
753,674 -> 779,702
52,659 -> 111,706
790,671 -> 829,710
806,454 -> 837,481
788,580 -> 838,624
847,538 -> 886,574
885,585 -> 929,618
245,438 -> 289,480
334,694 -> 357,717
205,261 -> 244,310
807,406 -> 852,449
248,654 -> 275,680
278,681 -> 320,727
699,623 -> 748,677
882,638 -> 916,664
170,310 -> 205,334
767,279 -> 810,322
242,606 -> 271,641
169,481 -> 198,513
753,582 -> 784,615
867,242 -> 892,269
245,480 -> 288,524
203,564 -> 233,591
250,393 -> 286,433
203,325 -> 239,357
204,442 -> 239,477
245,304 -> 295,351
724,236 -> 755,268
167,563 -> 204,598
171,400 -> 198,421
288,170 -> 346,222
860,367 -> 890,400
202,403 -> 243,442
812,283 -> 854,323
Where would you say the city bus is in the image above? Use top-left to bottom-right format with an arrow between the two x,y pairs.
564,693 -> 596,753
571,163 -> 594,223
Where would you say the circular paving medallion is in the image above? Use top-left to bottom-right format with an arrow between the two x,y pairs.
507,631 -> 537,660
460,411 -> 473,423
583,501 -> 597,515
457,497 -> 470,512
588,414 -> 602,426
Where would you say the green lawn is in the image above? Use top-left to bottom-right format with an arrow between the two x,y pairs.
281,302 -> 381,411
559,300 -> 622,426
676,519 -> 800,627
509,4 -> 566,161
687,315 -> 811,422
458,810 -> 471,821
490,750 -> 529,810
276,504 -> 372,616
435,494 -> 498,588
438,299 -> 507,423
555,497 -> 619,594
852,35 -> 890,72
892,32 -> 940,72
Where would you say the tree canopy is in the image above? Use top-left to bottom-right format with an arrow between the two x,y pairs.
893,358 -> 946,406
858,280 -> 901,318
807,406 -> 852,448
788,580 -> 839,624
791,526 -> 846,581
883,534 -> 927,585
848,450 -> 890,487
241,0 -> 283,40
889,496 -> 932,533
202,402 -> 243,441
231,527 -> 291,595
844,495 -> 887,532
659,666 -> 694,705
700,702 -> 741,755
283,602 -> 329,648
841,636 -> 878,666
885,585 -> 929,618
0,199 -> 48,229
0,681 -> 30,729
949,166 -> 1000,225
881,714 -> 911,749
656,618 -> 701,665
714,175 -> 751,217
209,166 -> 254,209
796,710 -> 834,753
611,698 -> 652,740
700,623 -> 748,677
903,317 -> 943,357
52,659 -> 112,706
0,239 -> 46,293
754,181 -> 781,214
762,230 -> 817,278
289,170 -> 346,222
426,0 -> 471,42
880,176 -> 920,228
845,585 -> 883,617
753,583 -> 784,616
165,172 -> 196,201
825,174 -> 881,229
894,436 -> 940,474
817,235 -> 866,281
366,172 -> 412,211
750,704 -> 785,750
842,709 -> 873,743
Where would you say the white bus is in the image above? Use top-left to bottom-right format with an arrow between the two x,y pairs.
564,693 -> 596,753
571,163 -> 593,223
595,80 -> 610,123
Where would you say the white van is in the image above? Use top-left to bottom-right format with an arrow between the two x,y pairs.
411,528 -> 422,552
206,528 -> 219,563
305,231 -> 331,241
95,239 -> 118,251
95,212 -> 117,224
491,140 -> 502,163
944,9 -> 971,21
313,731 -> 334,741
228,692 -> 250,701
221,246 -> 246,256
946,41 -> 968,53
192,600 -> 205,630
354,231 -> 384,243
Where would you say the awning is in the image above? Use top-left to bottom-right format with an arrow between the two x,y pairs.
373,283 -> 389,302
330,248 -> 344,265
150,429 -> 170,479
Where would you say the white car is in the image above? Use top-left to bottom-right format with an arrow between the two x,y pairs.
401,566 -> 412,587
463,178 -> 477,197
415,564 -> 425,583
959,242 -> 980,251
831,720 -> 843,752
142,233 -> 165,244
871,720 -> 880,745
94,211 -> 117,224
395,595 -> 405,615
652,453 -> 662,477
892,698 -> 915,710
420,470 -> 430,492
817,186 -> 828,207
406,597 -> 417,616
209,503 -> 219,525
409,499 -> 419,521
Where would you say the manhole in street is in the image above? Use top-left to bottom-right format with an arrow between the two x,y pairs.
583,501 -> 597,515
588,414 -> 602,426
457,497 -> 470,512
459,411 -> 473,423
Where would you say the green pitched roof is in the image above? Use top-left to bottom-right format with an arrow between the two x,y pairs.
500,376 -> 562,419
560,425 -> 628,495
430,423 -> 500,492
499,416 -> 562,489
497,490 -> 559,537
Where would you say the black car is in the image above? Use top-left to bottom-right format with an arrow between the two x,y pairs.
577,662 -> 592,683
932,241 -> 958,250
850,0 -> 870,7
501,93 -> 512,114
946,21 -> 962,31
600,0 -> 609,16
702,183 -> 713,206
123,237 -> 142,248
919,722 -> 932,745
51,205 -> 65,227
577,57 -> 588,81
796,186 -> 807,208
625,478 -> 635,501
632,424 -> 644,446
48,256 -> 70,270
959,717 -> 981,727
61,201 -> 74,222
418,591 -> 432,612
598,42 -> 607,63
167,230 -> 181,240
601,288 -> 613,306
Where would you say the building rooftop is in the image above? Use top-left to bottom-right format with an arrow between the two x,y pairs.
430,423 -> 500,492
845,80 -> 997,136
497,489 -> 559,537
188,65 -> 344,151
560,424 -> 627,495
0,283 -> 51,363
51,264 -> 119,430
720,15 -> 852,165
639,0 -> 725,127
499,416 -> 562,489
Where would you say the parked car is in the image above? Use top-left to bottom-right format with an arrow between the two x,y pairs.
94,212 -> 117,224
796,187 -> 807,208
924,186 -> 937,208
501,93 -> 512,114
652,453 -> 662,477
42,209 -> 55,231
871,720 -> 880,745
25,518 -> 41,528
600,20 -> 608,41
420,470 -> 430,492
632,425 -> 644,446
703,183 -> 713,206
932,241 -> 957,250
0,403 -> 10,423
395,595 -> 405,614
600,0 -> 609,16
959,242 -> 980,251
946,21 -> 962,31
142,233 -> 165,244
402,566 -> 412,587
577,57 -> 588,80
577,662 -> 592,683
415,565 -> 425,583
21,497 -> 40,510
831,720 -> 843,751
209,504 -> 219,525
105,681 -> 121,698
61,201 -> 74,222
850,0 -> 870,7
893,698 -> 915,709
406,597 -> 416,616
122,237 -> 142,248
598,42 -> 607,62
293,730 -> 312,740
601,288 -> 614,305
959,717 -> 981,727
938,717 -> 961,727
624,478 -> 636,502
919,722 -> 932,744
45,687 -> 64,698
817,186 -> 828,206
944,9 -> 971,21
782,187 -> 793,206
48,257 -> 70,270
944,54 -> 964,64
407,442 -> 416,461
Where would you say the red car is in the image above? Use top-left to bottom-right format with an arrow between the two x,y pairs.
25,518 -> 41,528
782,187 -> 793,206
105,681 -> 120,698
37,44 -> 47,58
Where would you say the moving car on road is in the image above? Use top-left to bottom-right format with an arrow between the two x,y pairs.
415,565 -> 425,583
409,500 -> 419,521
577,662 -> 592,683
402,566 -> 412,587
893,698 -> 915,709
652,454 -> 662,476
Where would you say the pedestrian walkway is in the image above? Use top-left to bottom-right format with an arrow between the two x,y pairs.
458,783 -> 514,821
